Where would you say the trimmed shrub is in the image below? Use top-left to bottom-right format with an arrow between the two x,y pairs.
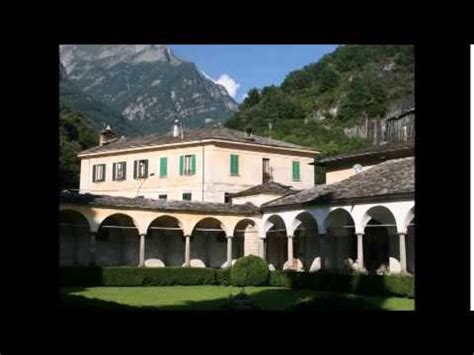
215,268 -> 231,286
268,271 -> 414,298
60,267 -> 219,287
230,255 -> 269,287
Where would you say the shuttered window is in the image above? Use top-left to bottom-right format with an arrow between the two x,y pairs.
134,160 -> 148,179
292,161 -> 300,181
180,155 -> 196,176
230,154 -> 239,176
113,162 -> 126,181
159,157 -> 167,177
92,164 -> 106,182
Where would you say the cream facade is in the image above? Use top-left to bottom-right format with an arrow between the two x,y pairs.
325,165 -> 375,184
79,140 -> 315,203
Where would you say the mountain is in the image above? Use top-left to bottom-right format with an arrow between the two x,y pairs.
225,45 -> 414,156
60,45 -> 238,135
60,62 -> 140,136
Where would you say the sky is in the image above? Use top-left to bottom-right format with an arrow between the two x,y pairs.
171,45 -> 339,103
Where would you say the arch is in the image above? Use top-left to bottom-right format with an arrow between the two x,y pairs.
403,206 -> 415,232
96,213 -> 139,266
97,212 -> 139,232
360,206 -> 398,275
289,212 -> 319,271
190,217 -> 227,268
60,210 -> 91,266
264,214 -> 287,270
146,215 -> 185,267
233,219 -> 257,261
324,208 -> 357,272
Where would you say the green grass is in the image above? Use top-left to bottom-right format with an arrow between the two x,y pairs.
61,286 -> 414,311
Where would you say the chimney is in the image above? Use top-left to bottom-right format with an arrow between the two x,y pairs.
172,119 -> 180,138
99,125 -> 116,146
403,126 -> 408,142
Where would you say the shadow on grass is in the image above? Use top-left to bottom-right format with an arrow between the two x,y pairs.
59,286 -> 403,312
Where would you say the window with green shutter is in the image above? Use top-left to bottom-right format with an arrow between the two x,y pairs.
190,154 -> 196,175
182,193 -> 192,201
292,161 -> 301,181
160,157 -> 168,177
181,154 -> 196,176
230,154 -> 239,176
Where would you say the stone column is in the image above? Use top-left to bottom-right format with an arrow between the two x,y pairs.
399,232 -> 407,273
287,234 -> 294,269
226,235 -> 233,268
89,232 -> 97,266
139,233 -> 146,267
319,233 -> 326,270
259,237 -> 266,260
356,233 -> 364,271
184,235 -> 191,267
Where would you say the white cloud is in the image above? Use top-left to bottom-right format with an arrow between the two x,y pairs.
215,74 -> 240,99
201,71 -> 240,99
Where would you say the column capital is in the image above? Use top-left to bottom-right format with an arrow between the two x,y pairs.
90,231 -> 98,236
356,232 -> 365,236
398,232 -> 407,236
226,235 -> 234,239
287,234 -> 294,239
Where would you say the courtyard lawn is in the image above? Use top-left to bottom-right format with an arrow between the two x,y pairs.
61,286 -> 414,311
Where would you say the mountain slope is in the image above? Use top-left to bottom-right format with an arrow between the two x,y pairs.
60,62 -> 140,136
60,45 -> 238,135
226,45 -> 414,156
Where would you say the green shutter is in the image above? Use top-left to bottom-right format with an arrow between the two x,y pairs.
179,155 -> 184,176
144,160 -> 148,178
292,161 -> 300,181
230,154 -> 239,176
102,164 -> 106,181
133,161 -> 138,179
123,162 -> 127,180
112,163 -> 116,181
190,155 -> 196,175
92,165 -> 96,182
160,157 -> 167,177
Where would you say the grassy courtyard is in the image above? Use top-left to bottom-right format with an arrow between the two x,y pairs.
61,286 -> 414,311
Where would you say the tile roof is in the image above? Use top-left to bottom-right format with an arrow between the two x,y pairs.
228,181 -> 299,198
316,141 -> 414,164
262,157 -> 414,208
79,127 -> 317,156
60,191 -> 260,215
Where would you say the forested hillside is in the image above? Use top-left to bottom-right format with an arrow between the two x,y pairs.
225,45 -> 414,156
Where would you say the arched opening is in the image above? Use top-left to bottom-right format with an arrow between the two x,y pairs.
292,212 -> 320,271
407,215 -> 415,274
325,209 -> 356,273
233,219 -> 256,262
146,215 -> 184,267
60,210 -> 90,266
97,214 -> 139,266
191,218 -> 227,268
362,206 -> 397,275
265,215 -> 287,270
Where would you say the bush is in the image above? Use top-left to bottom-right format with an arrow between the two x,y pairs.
215,268 -> 231,286
60,266 -> 222,287
230,255 -> 269,287
268,271 -> 414,298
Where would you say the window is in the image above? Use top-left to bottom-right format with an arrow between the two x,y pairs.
159,157 -> 168,178
292,161 -> 301,181
224,192 -> 232,204
92,164 -> 106,182
182,193 -> 192,201
159,194 -> 168,200
133,160 -> 148,179
230,154 -> 239,176
113,162 -> 126,181
263,158 -> 271,183
180,154 -> 196,176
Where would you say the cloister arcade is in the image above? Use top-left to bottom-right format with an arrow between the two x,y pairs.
59,199 -> 414,275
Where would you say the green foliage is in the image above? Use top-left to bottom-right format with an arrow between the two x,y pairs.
230,255 -> 270,287
59,104 -> 98,189
268,271 -> 414,298
60,266 -> 231,287
226,45 -> 414,157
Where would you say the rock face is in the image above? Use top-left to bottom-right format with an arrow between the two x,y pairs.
60,45 -> 238,135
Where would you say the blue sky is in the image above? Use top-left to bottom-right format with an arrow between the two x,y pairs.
171,45 -> 339,103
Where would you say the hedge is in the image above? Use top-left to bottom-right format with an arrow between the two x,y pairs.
60,267 -> 414,298
269,270 -> 414,298
60,267 -> 226,287
230,255 -> 269,287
